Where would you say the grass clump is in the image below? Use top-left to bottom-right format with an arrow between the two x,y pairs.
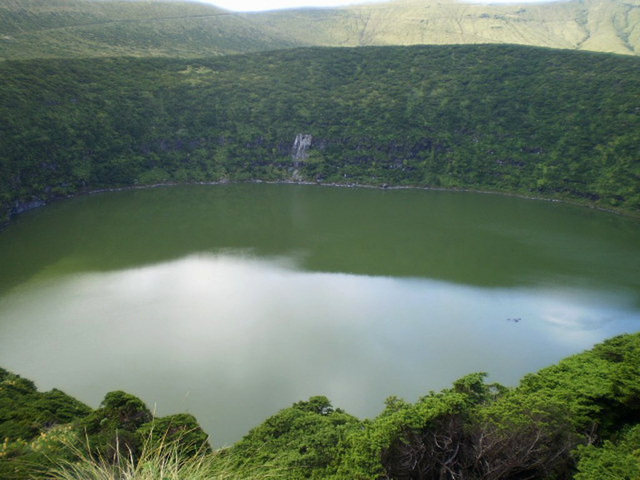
48,430 -> 284,480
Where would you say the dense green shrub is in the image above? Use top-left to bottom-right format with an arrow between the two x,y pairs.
0,368 -> 91,442
2,45 -> 639,224
2,333 -> 640,478
0,382 -> 211,480
574,424 -> 640,480
213,334 -> 640,479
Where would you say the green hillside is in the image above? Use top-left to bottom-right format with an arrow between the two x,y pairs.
1,44 -> 639,224
251,0 -> 640,55
2,332 -> 640,479
0,0 -> 639,60
0,0 -> 298,59
1,2 -> 638,479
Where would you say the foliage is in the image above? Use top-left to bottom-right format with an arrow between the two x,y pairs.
2,334 -> 640,479
0,380 -> 211,480
137,414 -> 211,459
1,45 -> 639,226
574,424 -> 640,480
47,428 -> 275,480
0,369 -> 90,479
216,338 -> 640,479
79,391 -> 154,462
338,373 -> 577,479
517,333 -> 640,435
0,425 -> 83,480
0,368 -> 91,442
227,396 -> 360,479
328,334 -> 640,479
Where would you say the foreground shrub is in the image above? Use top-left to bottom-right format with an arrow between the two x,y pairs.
49,430 -> 283,480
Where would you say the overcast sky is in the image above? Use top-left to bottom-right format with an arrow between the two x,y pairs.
198,0 -> 555,12
197,0 -> 386,12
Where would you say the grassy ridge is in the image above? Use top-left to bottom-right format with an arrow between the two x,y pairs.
0,0 -> 298,59
1,44 -> 639,223
250,0 -> 640,55
0,0 -> 639,60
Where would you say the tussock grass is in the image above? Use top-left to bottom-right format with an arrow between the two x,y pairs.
48,432 -> 284,480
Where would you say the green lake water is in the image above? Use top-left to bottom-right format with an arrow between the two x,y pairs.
0,184 -> 639,445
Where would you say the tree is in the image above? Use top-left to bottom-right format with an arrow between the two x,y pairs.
79,391 -> 153,461
229,396 -> 360,479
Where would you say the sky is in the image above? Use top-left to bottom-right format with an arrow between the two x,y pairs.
198,0 -> 388,12
198,0 -> 555,13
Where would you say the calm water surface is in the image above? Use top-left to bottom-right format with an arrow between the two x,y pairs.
0,184 -> 639,445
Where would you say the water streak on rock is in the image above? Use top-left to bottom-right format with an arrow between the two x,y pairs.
291,133 -> 313,167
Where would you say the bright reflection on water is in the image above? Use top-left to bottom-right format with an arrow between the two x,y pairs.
1,185 -> 639,445
0,252 -> 637,445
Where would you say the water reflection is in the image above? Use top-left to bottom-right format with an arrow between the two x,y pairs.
0,253 -> 636,445
2,185 -> 639,296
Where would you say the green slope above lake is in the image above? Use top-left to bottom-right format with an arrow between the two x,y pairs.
1,44 -> 639,224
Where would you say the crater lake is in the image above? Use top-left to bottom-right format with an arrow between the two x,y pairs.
0,184 -> 638,446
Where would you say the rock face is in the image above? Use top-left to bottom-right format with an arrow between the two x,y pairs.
292,133 -> 313,167
13,199 -> 45,215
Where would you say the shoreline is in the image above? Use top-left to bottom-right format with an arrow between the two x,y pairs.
1,178 -> 637,232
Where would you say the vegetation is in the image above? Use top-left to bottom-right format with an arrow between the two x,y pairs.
1,44 -> 639,225
0,0 -> 297,60
2,332 -> 640,479
48,426 -> 277,480
222,332 -> 640,479
0,374 -> 209,480
250,0 -> 640,56
0,0 -> 638,60
1,2 -> 638,477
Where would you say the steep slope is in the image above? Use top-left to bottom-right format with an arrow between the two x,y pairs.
1,45 -> 639,224
0,0 -> 638,59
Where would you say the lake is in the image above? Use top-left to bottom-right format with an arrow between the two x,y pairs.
0,184 -> 638,446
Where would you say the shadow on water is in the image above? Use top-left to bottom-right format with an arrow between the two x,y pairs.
1,184 -> 639,294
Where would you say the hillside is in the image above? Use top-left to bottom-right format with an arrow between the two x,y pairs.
251,0 -> 640,55
1,44 -> 639,225
0,0 -> 298,59
0,0 -> 638,59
